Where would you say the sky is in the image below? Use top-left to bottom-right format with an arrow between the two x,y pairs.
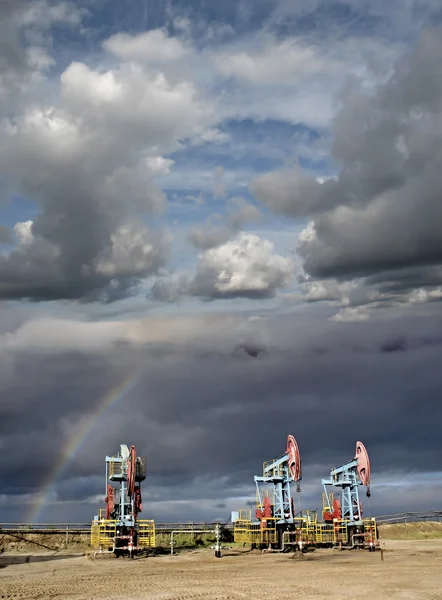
1,0 -> 442,524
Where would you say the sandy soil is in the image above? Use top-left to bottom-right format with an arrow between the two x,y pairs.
1,539 -> 441,600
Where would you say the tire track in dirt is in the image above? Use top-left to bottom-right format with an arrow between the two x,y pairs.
2,543 -> 442,600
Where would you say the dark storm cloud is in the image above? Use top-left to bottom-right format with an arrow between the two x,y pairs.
0,1 -> 31,72
1,309 -> 442,521
365,265 -> 442,295
0,1 -> 203,303
0,226 -> 12,244
252,26 -> 442,306
300,26 -> 442,280
0,350 -> 122,496
1,117 -> 169,301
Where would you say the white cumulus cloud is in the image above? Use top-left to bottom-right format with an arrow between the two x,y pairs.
103,29 -> 191,64
153,233 -> 294,301
195,233 -> 293,296
13,220 -> 34,245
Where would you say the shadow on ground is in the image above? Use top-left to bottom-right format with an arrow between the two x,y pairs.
0,552 -> 84,569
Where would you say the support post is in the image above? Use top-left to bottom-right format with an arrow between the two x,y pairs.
215,523 -> 221,558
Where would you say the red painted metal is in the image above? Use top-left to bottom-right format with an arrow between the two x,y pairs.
256,495 -> 273,520
105,484 -> 114,520
323,498 -> 342,522
286,435 -> 302,484
134,487 -> 142,518
127,445 -> 137,498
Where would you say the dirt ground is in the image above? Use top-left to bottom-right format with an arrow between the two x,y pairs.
1,539 -> 441,600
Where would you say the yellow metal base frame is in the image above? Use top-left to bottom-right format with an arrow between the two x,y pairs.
234,517 -> 378,549
90,519 -> 156,550
234,518 -> 278,545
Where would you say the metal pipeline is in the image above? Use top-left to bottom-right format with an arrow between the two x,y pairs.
332,533 -> 365,550
283,531 -> 306,554
349,533 -> 366,549
93,548 -> 115,558
262,532 -> 304,554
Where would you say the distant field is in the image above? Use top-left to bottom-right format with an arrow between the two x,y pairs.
0,531 -> 218,553
155,532 -> 217,548
379,521 -> 442,539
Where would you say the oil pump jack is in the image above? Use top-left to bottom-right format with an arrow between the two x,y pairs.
321,441 -> 376,549
91,444 -> 155,557
234,437 -> 378,551
105,444 -> 144,519
253,435 -> 302,545
321,441 -> 371,524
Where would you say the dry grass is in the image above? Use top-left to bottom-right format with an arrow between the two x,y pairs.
155,532 -> 217,549
379,521 -> 442,540
0,531 -> 220,554
0,532 -> 90,553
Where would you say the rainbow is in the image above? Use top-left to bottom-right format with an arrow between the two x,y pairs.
27,372 -> 140,523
